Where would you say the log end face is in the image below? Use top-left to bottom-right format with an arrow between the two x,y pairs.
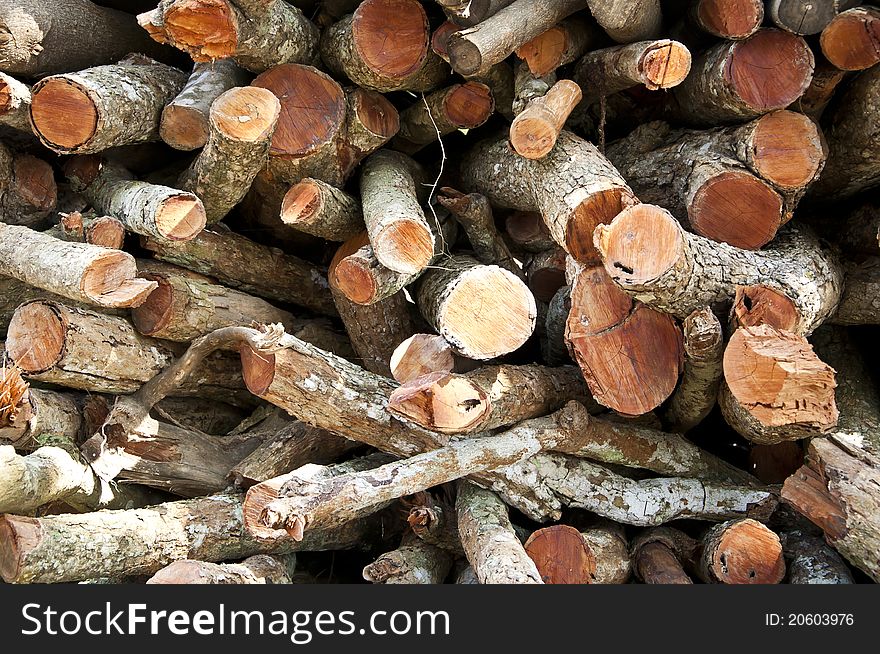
568,188 -> 637,264
155,194 -> 207,241
240,345 -> 276,396
732,285 -> 800,333
710,519 -> 785,584
640,41 -> 692,90
727,29 -> 814,112
820,8 -> 880,71
691,172 -> 783,250
163,0 -> 238,61
524,525 -> 597,584
447,33 -> 483,77
697,0 -> 764,39
6,302 -> 66,374
86,217 -> 127,250
146,560 -> 209,585
516,26 -> 567,77
332,255 -> 378,305
13,155 -> 58,212
30,78 -> 98,152
83,251 -> 158,309
160,104 -> 210,151
510,115 -> 560,160
387,372 -> 490,433
389,334 -> 455,383
0,515 -> 39,584
444,82 -> 494,129
212,86 -> 281,143
352,88 -> 400,140
375,220 -> 434,275
751,111 -> 825,190
353,0 -> 430,80
131,275 -> 174,336
281,180 -> 324,228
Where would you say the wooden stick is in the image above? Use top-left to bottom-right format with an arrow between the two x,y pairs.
280,179 -> 363,242
0,224 -> 155,310
390,334 -> 455,384
49,211 -> 126,250
664,308 -> 724,433
767,0 -> 861,36
0,0 -> 173,77
719,325 -> 838,445
585,0 -> 662,43
461,131 -> 637,265
631,527 -> 696,584
524,525 -> 596,584
321,0 -> 449,92
160,59 -> 249,150
565,263 -> 683,416
177,86 -> 280,224
64,156 -> 206,242
667,28 -> 814,125
510,80 -> 583,159
416,255 -> 537,359
516,17 -> 603,78
697,518 -> 785,584
141,227 -> 337,316
387,364 -> 590,434
147,554 -> 295,584
593,204 -> 843,335
0,73 -> 31,135
143,0 -> 319,73
447,0 -> 588,77
0,144 -> 57,229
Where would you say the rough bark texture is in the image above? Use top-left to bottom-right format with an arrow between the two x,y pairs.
461,131 -> 637,265
832,257 -> 880,325
141,227 -> 337,316
0,0 -> 174,77
0,493 -> 389,584
177,86 -> 280,224
416,255 -> 537,360
47,211 -> 126,250
0,73 -> 31,134
147,554 -> 294,584
0,143 -> 57,228
631,527 -> 696,583
768,0 -> 861,35
665,28 -> 815,126
542,283 -> 571,366
594,204 -> 843,336
320,0 -> 449,92
281,178 -> 363,242
446,0 -> 589,78
781,530 -> 854,584
363,536 -> 453,584
0,223 -> 156,309
160,59 -> 250,151
664,308 -> 724,433
64,156 -> 206,242
581,521 -> 631,584
30,57 -> 187,154
438,0 -> 517,27
0,381 -> 83,451
586,0 -> 662,43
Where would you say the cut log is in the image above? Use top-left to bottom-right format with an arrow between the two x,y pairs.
516,17 -> 602,78
436,0 -> 517,27
0,144 -> 57,229
387,364 -> 589,434
574,39 -> 691,104
524,247 -> 566,302
143,0 -> 319,73
363,536 -> 453,584
581,521 -> 631,584
30,57 -> 187,155
328,234 -> 416,377
504,210 -> 555,253
320,0 -> 449,92
48,211 -> 126,250
811,65 -> 880,199
664,308 -> 724,433
585,0 -> 662,43
731,284 -> 801,332
689,0 -> 764,39
141,227 -> 337,316
796,61 -> 847,120
177,86 -> 280,224
0,223 -> 156,309
360,150 -> 433,275
280,179 -> 363,242
510,80 -> 583,159
719,325 -> 838,445
631,527 -> 696,584
565,263 -> 683,416
447,0 -> 587,78
416,255 -> 537,359
160,59 -> 250,150
605,111 -> 826,249
0,492 -> 388,584
406,492 -> 461,554
697,518 -> 785,584
390,334 -> 455,384
0,370 -> 82,450
252,64 -> 399,189
767,0 -> 861,36
462,131 -> 636,264
821,6 -> 880,71
0,0 -> 174,77
64,156 -> 206,242
0,73 -> 31,135
666,28 -> 814,126
524,525 -> 597,584
511,58 -> 556,117
393,81 -> 493,154
147,554 -> 294,584
781,529 -> 854,584
594,204 -> 843,335
455,481 -> 542,584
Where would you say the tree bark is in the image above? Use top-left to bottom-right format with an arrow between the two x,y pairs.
436,0 -> 517,27
0,0 -> 174,77
160,59 -> 250,150
0,223 -> 156,309
461,130 -> 637,265
631,527 -> 696,584
780,529 -> 854,584
407,493 -> 461,554
363,535 -> 453,584
320,0 -> 449,92
594,204 -> 843,336
177,86 -> 280,224
280,179 -> 363,242
0,73 -> 30,134
147,554 -> 295,584
697,518 -> 786,584
416,255 -> 537,360
141,227 -> 337,316
585,0 -> 662,43
64,156 -> 206,242
767,0 -> 861,35
581,520 -> 630,584
47,211 -> 126,250
0,374 -> 83,451
0,143 -> 57,228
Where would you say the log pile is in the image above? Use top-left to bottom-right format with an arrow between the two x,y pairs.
0,0 -> 877,585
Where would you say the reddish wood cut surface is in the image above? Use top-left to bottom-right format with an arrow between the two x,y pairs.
568,188 -> 635,264
821,7 -> 880,71
640,41 -> 692,90
351,88 -> 400,139
697,0 -> 764,39
732,285 -> 799,332
751,111 -> 825,189
444,82 -> 494,128
353,0 -> 430,79
525,525 -> 596,584
6,302 -> 66,373
240,345 -> 276,397
709,519 -> 785,584
637,542 -> 692,584
782,464 -> 848,541
163,0 -> 238,61
516,25 -> 569,77
12,156 -> 57,212
726,29 -> 814,112
252,64 -> 345,158
212,86 -> 280,141
130,275 -> 173,336
30,79 -> 98,149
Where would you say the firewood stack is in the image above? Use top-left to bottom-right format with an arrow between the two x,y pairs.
0,0 -> 878,585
